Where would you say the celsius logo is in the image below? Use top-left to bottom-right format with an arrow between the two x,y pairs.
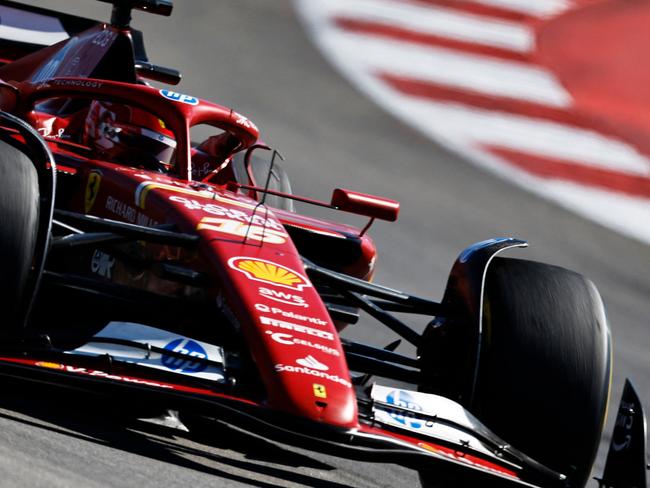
161,339 -> 207,373
265,331 -> 340,356
159,89 -> 199,106
296,355 -> 329,371
386,390 -> 423,429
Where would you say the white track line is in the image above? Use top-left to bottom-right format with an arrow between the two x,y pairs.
392,97 -> 650,175
469,0 -> 572,17
336,60 -> 650,175
294,0 -> 650,245
531,180 -> 650,244
297,0 -> 650,174
319,30 -> 571,107
437,140 -> 650,245
300,0 -> 650,174
310,0 -> 533,52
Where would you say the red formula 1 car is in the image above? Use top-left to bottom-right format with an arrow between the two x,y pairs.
0,1 -> 646,487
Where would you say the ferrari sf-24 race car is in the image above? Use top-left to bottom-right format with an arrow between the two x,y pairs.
0,1 -> 646,487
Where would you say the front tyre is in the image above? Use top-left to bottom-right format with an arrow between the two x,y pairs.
419,258 -> 611,488
475,258 -> 611,487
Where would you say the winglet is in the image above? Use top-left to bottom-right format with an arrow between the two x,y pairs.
597,379 -> 648,488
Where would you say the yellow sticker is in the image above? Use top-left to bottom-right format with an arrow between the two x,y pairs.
85,170 -> 102,213
35,362 -> 64,370
313,383 -> 327,399
229,257 -> 311,291
135,181 -> 257,211
197,217 -> 287,244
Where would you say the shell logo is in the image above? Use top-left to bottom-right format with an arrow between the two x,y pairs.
228,257 -> 311,291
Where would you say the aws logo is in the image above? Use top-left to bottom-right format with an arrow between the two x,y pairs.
258,287 -> 309,307
229,257 -> 311,291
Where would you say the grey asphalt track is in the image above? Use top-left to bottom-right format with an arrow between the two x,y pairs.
6,1 -> 649,487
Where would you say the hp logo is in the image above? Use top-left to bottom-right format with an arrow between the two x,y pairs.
386,390 -> 423,429
161,339 -> 208,373
159,89 -> 199,105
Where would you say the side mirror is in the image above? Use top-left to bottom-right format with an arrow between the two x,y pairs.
331,188 -> 399,222
0,81 -> 18,112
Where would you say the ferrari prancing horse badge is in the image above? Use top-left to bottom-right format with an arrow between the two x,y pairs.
85,170 -> 102,213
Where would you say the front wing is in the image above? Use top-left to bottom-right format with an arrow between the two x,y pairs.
0,344 -> 571,488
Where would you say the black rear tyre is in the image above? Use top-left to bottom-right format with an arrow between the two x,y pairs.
0,140 -> 40,329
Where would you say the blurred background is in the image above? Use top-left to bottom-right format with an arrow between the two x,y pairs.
5,1 -> 648,487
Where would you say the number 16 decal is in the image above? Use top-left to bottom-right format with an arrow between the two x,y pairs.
197,217 -> 287,244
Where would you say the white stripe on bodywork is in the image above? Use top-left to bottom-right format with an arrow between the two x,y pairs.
371,385 -> 500,460
0,6 -> 68,45
141,127 -> 177,148
67,322 -> 226,382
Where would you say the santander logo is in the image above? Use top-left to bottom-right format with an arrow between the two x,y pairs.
296,355 -> 329,371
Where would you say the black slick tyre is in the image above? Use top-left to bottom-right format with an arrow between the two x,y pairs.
474,257 -> 611,487
419,257 -> 610,488
0,139 -> 40,329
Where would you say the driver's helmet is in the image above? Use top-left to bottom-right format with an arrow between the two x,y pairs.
83,100 -> 177,172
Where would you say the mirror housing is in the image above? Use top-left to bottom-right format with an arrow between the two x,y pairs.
0,81 -> 18,112
98,0 -> 173,27
331,188 -> 399,222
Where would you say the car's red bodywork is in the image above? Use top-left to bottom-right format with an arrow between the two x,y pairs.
0,3 -> 642,488
0,27 -> 382,428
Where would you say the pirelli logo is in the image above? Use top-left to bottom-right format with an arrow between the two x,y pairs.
260,316 -> 333,341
